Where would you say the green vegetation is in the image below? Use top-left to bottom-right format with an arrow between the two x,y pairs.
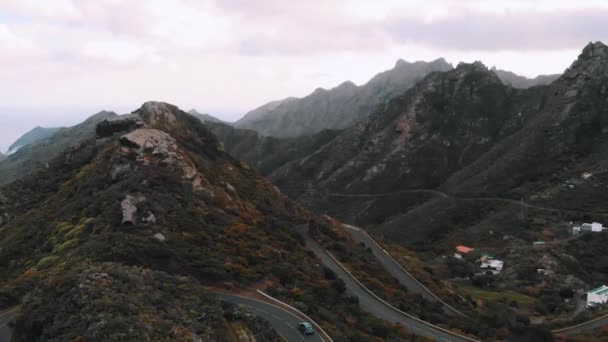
0,103 -> 419,340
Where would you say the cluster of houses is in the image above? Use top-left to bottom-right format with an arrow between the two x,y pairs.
572,222 -> 605,235
454,245 -> 505,275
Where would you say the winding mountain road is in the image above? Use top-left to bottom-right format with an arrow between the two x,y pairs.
217,293 -> 323,342
552,313 -> 608,337
0,308 -> 15,342
296,226 -> 477,342
344,224 -> 466,318
328,189 -> 608,217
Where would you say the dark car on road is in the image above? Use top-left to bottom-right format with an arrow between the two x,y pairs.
298,322 -> 315,335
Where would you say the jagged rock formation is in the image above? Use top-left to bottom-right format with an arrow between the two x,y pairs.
236,58 -> 453,137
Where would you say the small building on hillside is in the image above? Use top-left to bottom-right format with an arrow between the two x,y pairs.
573,222 -> 604,235
480,259 -> 504,275
581,222 -> 604,232
587,285 -> 608,308
456,245 -> 474,254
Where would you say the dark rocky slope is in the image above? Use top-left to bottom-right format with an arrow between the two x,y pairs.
270,61 -> 547,219
206,121 -> 342,175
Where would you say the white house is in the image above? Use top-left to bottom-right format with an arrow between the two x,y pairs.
592,222 -> 604,232
480,259 -> 504,274
579,222 -> 604,233
587,285 -> 608,308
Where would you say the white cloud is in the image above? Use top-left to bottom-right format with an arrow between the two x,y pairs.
81,39 -> 161,64
0,24 -> 33,51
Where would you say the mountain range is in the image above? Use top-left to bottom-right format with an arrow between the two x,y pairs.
235,58 -> 454,137
234,58 -> 560,139
2,42 -> 607,340
267,42 -> 608,245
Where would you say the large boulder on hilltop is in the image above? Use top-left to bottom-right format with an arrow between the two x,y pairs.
119,128 -> 180,164
136,102 -> 179,128
96,115 -> 144,137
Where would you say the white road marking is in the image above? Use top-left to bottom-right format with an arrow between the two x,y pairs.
344,224 -> 359,231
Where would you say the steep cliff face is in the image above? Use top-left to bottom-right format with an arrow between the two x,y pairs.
236,58 -> 453,137
444,42 -> 608,196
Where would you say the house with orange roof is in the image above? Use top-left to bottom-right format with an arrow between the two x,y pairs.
455,245 -> 474,254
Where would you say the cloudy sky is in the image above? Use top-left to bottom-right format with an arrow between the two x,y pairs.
1,0 -> 607,151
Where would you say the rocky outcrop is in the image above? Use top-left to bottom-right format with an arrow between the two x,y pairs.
96,115 -> 144,137
153,233 -> 166,242
120,129 -> 180,165
143,212 -> 157,224
137,102 -> 178,128
121,195 -> 145,225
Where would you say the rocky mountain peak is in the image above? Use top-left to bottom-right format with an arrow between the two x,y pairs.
395,58 -> 409,67
428,57 -> 452,69
137,101 -> 179,127
338,80 -> 357,89
449,61 -> 503,87
580,41 -> 608,59
563,41 -> 608,79
456,60 -> 488,72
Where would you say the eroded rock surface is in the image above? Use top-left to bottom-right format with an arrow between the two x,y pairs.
120,129 -> 180,165
121,195 -> 145,225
